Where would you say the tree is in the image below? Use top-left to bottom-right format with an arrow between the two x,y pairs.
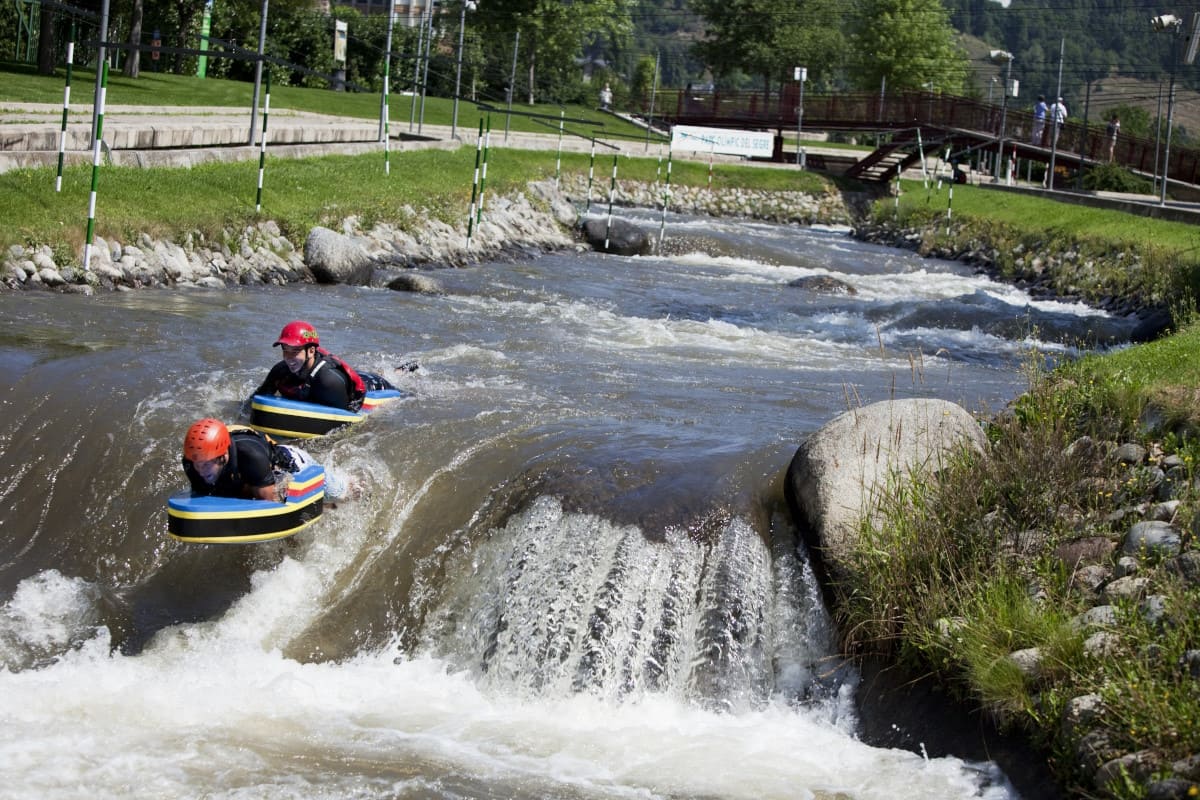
848,0 -> 968,94
690,0 -> 844,94
473,0 -> 634,104
123,0 -> 145,78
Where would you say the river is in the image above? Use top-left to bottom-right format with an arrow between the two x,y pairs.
0,209 -> 1131,799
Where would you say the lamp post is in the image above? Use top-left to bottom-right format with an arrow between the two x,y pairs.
451,0 -> 478,141
794,66 -> 807,168
1152,13 -> 1184,205
989,50 -> 1014,183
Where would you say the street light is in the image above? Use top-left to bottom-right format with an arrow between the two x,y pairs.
1152,12 -> 1184,205
451,0 -> 478,141
989,49 -> 1014,183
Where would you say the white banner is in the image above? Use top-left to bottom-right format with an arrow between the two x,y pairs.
670,125 -> 774,158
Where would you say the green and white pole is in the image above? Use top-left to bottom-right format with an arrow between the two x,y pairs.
554,109 -> 564,189
255,68 -> 271,212
946,181 -> 954,236
383,54 -> 391,175
477,113 -> 491,224
466,117 -> 483,245
603,154 -> 618,251
585,138 -> 596,212
56,23 -> 76,192
83,60 -> 109,270
657,145 -> 673,249
707,141 -> 714,191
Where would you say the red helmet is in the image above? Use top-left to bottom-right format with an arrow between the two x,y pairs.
274,320 -> 319,348
183,418 -> 231,462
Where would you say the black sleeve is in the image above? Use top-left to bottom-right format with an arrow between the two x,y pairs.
252,362 -> 291,398
307,364 -> 352,410
234,439 -> 277,489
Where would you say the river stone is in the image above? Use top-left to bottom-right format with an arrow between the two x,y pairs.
784,398 -> 986,581
1072,604 -> 1119,630
1123,520 -> 1182,559
1062,693 -> 1105,738
304,225 -> 373,285
580,217 -> 651,256
381,270 -> 443,294
786,275 -> 858,294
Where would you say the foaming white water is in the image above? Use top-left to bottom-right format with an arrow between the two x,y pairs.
0,567 -> 1015,800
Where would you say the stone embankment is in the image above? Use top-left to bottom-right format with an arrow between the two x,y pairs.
0,178 -> 859,294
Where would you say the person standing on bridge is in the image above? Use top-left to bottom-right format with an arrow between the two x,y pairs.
1106,113 -> 1121,162
1051,96 -> 1069,145
1032,95 -> 1048,145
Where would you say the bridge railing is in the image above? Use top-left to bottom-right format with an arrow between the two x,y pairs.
658,88 -> 1200,187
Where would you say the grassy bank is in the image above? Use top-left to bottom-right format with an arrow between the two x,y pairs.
0,147 -> 832,260
838,196 -> 1200,795
878,179 -> 1200,315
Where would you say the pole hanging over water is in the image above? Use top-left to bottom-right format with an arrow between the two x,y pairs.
657,145 -> 673,250
83,60 -> 109,271
478,113 -> 491,223
466,117 -> 484,245
255,67 -> 271,213
554,109 -> 565,189
603,154 -> 618,251
56,22 -> 76,193
585,138 -> 596,212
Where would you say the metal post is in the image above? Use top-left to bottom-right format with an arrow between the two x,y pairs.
452,0 -> 476,141
505,30 -> 519,142
998,56 -> 1011,182
1162,49 -> 1179,205
796,68 -> 806,169
644,50 -> 659,151
1047,38 -> 1064,189
410,8 -> 426,131
90,0 -> 110,144
380,4 -> 395,142
419,5 -> 433,134
249,0 -> 269,145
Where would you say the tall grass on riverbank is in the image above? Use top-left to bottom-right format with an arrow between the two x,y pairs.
0,147 -> 831,260
878,179 -> 1200,314
837,323 -> 1200,796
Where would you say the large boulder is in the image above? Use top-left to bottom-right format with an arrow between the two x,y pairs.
580,217 -> 651,256
785,399 -> 987,582
304,226 -> 373,285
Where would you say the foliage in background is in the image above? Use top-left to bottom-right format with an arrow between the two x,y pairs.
846,0 -> 969,93
1082,163 -> 1153,194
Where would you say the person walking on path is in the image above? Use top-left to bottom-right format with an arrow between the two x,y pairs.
1051,96 -> 1069,145
1032,95 -> 1048,145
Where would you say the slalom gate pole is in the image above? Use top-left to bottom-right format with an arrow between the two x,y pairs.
56,22 -> 76,192
466,117 -> 483,245
554,109 -> 564,189
478,113 -> 491,223
946,180 -> 954,236
916,128 -> 928,188
585,138 -> 596,212
383,53 -> 391,175
655,145 -> 662,187
603,154 -> 617,251
82,60 -> 109,271
255,67 -> 270,212
657,144 -> 673,250
707,142 -> 714,191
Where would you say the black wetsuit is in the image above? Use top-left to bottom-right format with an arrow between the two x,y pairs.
253,354 -> 397,411
254,354 -> 355,410
182,429 -> 294,499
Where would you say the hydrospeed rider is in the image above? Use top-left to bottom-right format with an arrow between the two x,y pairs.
181,417 -> 343,500
251,320 -> 400,412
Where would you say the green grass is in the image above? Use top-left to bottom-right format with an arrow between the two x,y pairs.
896,178 -> 1200,252
839,320 -> 1200,796
0,146 -> 832,260
0,60 -> 651,142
